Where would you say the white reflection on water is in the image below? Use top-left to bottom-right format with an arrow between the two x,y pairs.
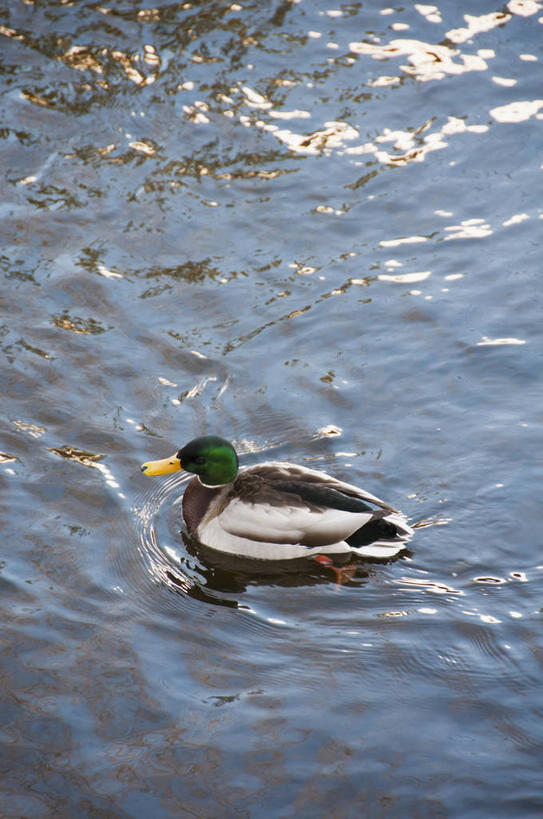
350,37 -> 490,82
444,219 -> 493,240
446,12 -> 511,44
380,235 -> 427,247
378,271 -> 432,284
415,5 -> 443,24
104,0 -> 535,188
476,337 -> 526,346
96,263 -> 123,280
503,213 -> 530,227
490,100 -> 543,122
507,0 -> 542,17
492,76 -> 517,87
393,576 -> 464,595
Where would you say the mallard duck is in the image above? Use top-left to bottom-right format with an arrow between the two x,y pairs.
141,435 -> 413,563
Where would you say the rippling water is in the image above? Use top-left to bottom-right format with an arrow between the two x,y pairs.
2,1 -> 543,815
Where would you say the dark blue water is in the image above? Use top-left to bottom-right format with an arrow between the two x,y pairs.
2,1 -> 543,816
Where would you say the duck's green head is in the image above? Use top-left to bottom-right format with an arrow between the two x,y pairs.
141,435 -> 239,486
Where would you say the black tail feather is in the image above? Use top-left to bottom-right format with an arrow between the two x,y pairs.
346,518 -> 400,548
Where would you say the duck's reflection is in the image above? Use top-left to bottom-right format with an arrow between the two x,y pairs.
159,531 -> 411,608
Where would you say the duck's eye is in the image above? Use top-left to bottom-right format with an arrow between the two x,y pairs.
194,456 -> 206,465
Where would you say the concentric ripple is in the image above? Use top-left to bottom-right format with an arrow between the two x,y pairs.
113,473 -> 245,613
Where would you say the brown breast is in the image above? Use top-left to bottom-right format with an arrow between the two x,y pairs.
182,476 -> 224,535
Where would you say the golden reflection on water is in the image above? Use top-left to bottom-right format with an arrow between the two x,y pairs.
12,420 -> 46,438
5,0 -> 539,252
49,445 -> 128,498
5,7 -> 518,181
63,46 -> 104,75
49,445 -> 103,466
52,312 -> 107,335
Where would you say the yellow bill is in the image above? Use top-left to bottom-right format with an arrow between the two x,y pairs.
141,454 -> 182,476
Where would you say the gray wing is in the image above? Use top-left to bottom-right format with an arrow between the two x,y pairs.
233,462 -> 399,513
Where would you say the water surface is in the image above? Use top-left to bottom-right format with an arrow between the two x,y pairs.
1,1 -> 542,816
